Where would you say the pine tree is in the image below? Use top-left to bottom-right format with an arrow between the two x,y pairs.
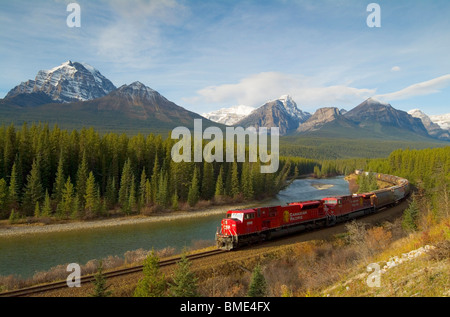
171,189 -> 179,210
34,201 -> 40,218
150,154 -> 160,204
84,172 -> 98,215
169,252 -> 198,297
247,264 -> 267,297
8,161 -> 20,210
53,155 -> 65,202
105,176 -> 116,209
91,261 -> 112,297
138,168 -> 147,210
187,167 -> 200,207
134,250 -> 166,297
231,162 -> 240,199
59,176 -> 75,218
23,158 -> 43,214
0,179 -> 8,216
241,162 -> 254,200
402,196 -> 420,232
41,190 -> 52,217
76,152 -> 89,207
128,175 -> 136,213
201,161 -> 215,200
118,159 -> 133,213
214,166 -> 224,200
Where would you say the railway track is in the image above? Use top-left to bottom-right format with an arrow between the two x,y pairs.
0,249 -> 226,297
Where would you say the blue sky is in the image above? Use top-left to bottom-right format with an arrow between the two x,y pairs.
0,0 -> 449,115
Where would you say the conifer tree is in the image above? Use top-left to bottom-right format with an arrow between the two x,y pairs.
105,176 -> 116,209
23,158 -> 43,213
201,161 -> 215,200
0,179 -> 8,216
231,162 -> 240,199
76,152 -> 89,206
187,167 -> 200,207
53,155 -> 65,202
247,264 -> 267,297
241,162 -> 254,200
91,261 -> 112,297
138,168 -> 147,210
84,172 -> 98,215
134,250 -> 166,297
214,166 -> 224,200
34,201 -> 40,218
8,161 -> 20,210
169,252 -> 198,297
41,190 -> 52,217
59,176 -> 74,218
118,159 -> 133,213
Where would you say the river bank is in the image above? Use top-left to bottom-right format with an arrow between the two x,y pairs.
0,202 -> 259,238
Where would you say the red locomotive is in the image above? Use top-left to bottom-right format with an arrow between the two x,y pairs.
216,172 -> 410,250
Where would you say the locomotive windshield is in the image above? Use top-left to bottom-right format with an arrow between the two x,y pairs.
227,212 -> 244,222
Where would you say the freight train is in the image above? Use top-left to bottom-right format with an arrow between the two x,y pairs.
216,172 -> 410,250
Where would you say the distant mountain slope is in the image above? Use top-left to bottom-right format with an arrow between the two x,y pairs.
236,95 -> 311,135
408,109 -> 450,140
5,61 -> 116,105
0,81 -> 220,135
202,105 -> 255,126
429,113 -> 450,131
344,98 -> 428,136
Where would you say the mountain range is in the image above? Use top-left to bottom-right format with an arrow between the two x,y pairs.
205,96 -> 450,141
1,61 -> 449,143
0,61 -> 218,134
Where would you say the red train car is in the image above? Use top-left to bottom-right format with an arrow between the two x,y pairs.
216,172 -> 410,250
216,201 -> 325,250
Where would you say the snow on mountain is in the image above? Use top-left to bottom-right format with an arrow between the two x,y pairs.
408,109 -> 450,140
6,61 -> 116,103
274,95 -> 311,122
429,113 -> 450,131
202,105 -> 256,126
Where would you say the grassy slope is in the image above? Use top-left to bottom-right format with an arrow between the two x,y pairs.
319,220 -> 450,297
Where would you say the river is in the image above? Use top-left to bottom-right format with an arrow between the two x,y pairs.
0,176 -> 350,279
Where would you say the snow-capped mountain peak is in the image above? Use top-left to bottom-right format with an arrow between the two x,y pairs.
202,105 -> 256,126
408,108 -> 450,140
429,113 -> 450,131
6,61 -> 116,103
273,94 -> 311,121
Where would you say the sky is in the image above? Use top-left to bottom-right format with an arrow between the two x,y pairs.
0,0 -> 449,115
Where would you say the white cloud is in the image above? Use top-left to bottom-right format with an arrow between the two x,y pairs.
391,66 -> 401,72
185,72 -> 375,110
375,74 -> 450,101
93,0 -> 187,68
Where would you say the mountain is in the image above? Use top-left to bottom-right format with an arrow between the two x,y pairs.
78,81 -> 205,125
429,113 -> 450,131
343,98 -> 429,136
408,109 -> 450,140
236,95 -> 311,135
202,105 -> 255,126
5,61 -> 116,105
297,107 -> 353,133
0,65 -> 219,134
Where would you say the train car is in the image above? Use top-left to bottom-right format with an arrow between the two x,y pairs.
216,200 -> 325,250
371,188 -> 395,209
216,172 -> 410,250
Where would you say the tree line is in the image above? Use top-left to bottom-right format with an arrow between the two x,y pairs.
0,123 -> 317,221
